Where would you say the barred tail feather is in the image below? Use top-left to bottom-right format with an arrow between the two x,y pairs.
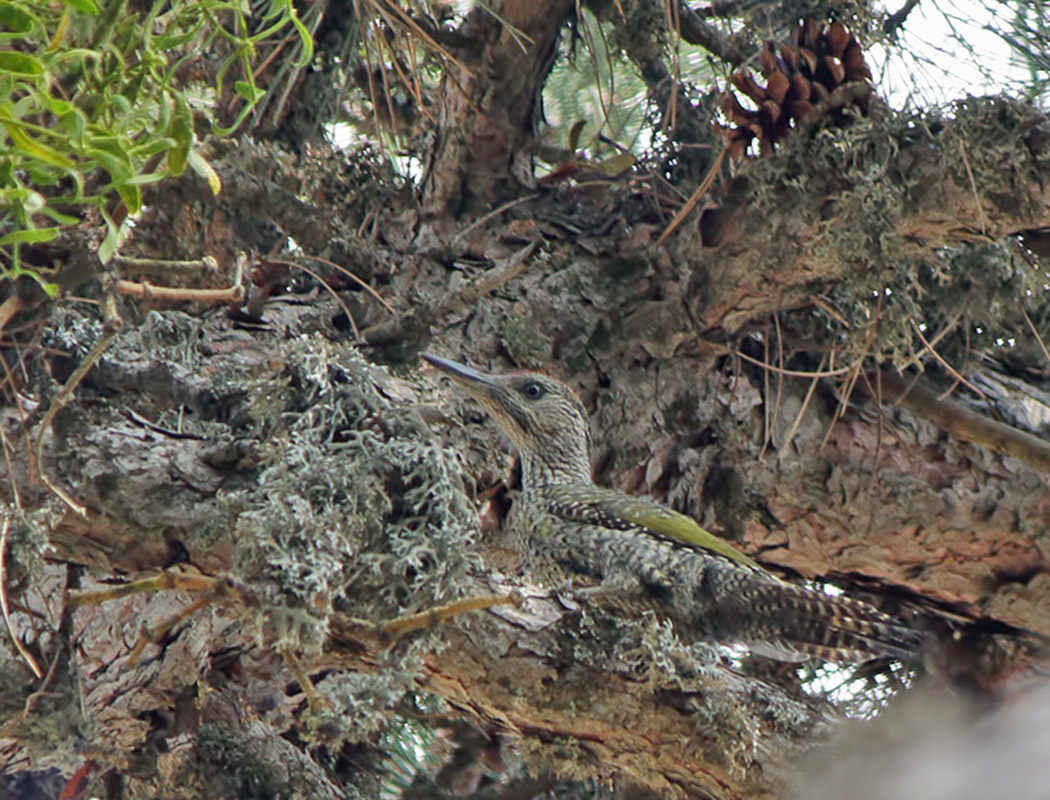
732,578 -> 924,663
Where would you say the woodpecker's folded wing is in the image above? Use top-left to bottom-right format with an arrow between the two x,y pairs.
542,485 -> 758,568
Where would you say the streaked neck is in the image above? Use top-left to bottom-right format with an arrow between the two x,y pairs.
519,448 -> 592,491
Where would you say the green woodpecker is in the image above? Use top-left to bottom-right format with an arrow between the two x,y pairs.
423,354 -> 922,663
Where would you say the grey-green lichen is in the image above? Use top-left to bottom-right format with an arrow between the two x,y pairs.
515,735 -> 598,784
733,95 -> 1050,371
232,336 -> 482,651
939,96 -> 1049,218
305,666 -> 425,746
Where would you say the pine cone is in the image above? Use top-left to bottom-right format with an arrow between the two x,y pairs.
718,19 -> 873,159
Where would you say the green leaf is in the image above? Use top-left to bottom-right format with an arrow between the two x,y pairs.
188,148 -> 220,195
0,2 -> 36,34
60,0 -> 100,15
21,188 -> 45,214
50,47 -> 102,66
98,209 -> 118,263
2,117 -> 77,169
130,136 -> 175,157
40,206 -> 80,225
87,135 -> 133,166
155,28 -> 198,50
37,94 -> 74,117
110,92 -> 132,116
211,98 -> 256,136
234,80 -> 265,103
122,171 -> 165,186
5,262 -> 61,297
58,104 -> 86,143
0,227 -> 60,245
596,151 -> 636,176
167,95 -> 192,176
86,148 -> 131,180
288,5 -> 314,68
0,52 -> 45,77
26,162 -> 68,186
114,181 -> 141,214
36,275 -> 61,298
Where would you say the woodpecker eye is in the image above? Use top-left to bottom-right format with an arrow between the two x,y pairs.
520,381 -> 546,400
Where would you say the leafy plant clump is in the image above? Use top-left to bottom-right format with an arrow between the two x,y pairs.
0,0 -> 312,286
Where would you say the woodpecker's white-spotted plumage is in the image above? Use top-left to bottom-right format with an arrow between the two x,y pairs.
424,354 -> 923,663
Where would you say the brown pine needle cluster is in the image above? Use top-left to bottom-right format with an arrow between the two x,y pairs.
719,19 -> 874,158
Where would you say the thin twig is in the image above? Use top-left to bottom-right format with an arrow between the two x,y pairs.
820,297 -> 883,451
863,368 -> 885,496
373,23 -> 435,124
350,592 -> 522,643
114,282 -> 247,303
282,261 -> 362,341
281,646 -> 329,712
474,2 -> 534,53
114,251 -> 247,305
435,240 -> 540,317
0,516 -> 43,679
734,350 -> 856,378
883,0 -> 923,34
1019,304 -> 1050,369
811,294 -> 851,329
33,292 -> 124,517
451,195 -> 539,246
824,358 -> 866,449
0,346 -> 28,411
901,307 -> 965,371
372,17 -> 402,139
958,141 -> 989,237
663,0 -> 680,133
265,4 -> 325,124
0,295 -> 21,334
292,255 -> 395,313
69,571 -> 219,608
769,309 -> 786,455
760,333 -> 770,460
576,0 -> 612,137
0,424 -> 21,510
677,0 -> 751,64
912,321 -> 987,400
128,596 -> 211,667
779,352 -> 828,455
375,0 -> 474,75
656,142 -> 726,245
356,206 -> 378,240
356,6 -> 385,157
362,241 -> 541,347
0,629 -> 60,737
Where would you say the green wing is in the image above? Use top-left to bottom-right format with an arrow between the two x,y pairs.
543,485 -> 758,568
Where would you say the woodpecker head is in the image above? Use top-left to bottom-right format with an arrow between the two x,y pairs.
423,354 -> 593,486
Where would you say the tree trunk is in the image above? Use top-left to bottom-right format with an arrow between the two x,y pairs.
3,3 -> 1050,798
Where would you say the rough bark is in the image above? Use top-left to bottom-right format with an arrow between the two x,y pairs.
3,4 -> 1050,798
419,0 -> 576,220
2,307 -> 830,799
